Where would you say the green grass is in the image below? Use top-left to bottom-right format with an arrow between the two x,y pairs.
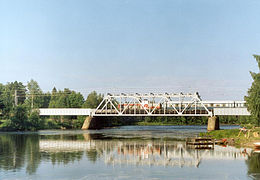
200,129 -> 240,139
200,128 -> 260,147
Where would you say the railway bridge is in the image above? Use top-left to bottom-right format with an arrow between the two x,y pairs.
39,92 -> 250,130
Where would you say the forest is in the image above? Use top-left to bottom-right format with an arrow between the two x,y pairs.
0,79 -> 104,131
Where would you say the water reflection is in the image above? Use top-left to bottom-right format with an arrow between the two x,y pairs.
246,151 -> 260,179
0,134 -> 40,174
38,134 -> 252,167
0,130 -> 259,179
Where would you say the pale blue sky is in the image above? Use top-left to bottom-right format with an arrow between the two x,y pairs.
1,0 -> 260,100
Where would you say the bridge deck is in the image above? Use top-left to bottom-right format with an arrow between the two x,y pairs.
39,107 -> 250,116
213,108 -> 250,116
39,108 -> 95,116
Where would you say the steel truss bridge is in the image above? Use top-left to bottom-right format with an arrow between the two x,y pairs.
39,92 -> 250,117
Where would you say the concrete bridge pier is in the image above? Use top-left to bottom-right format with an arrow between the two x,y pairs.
82,116 -> 104,130
207,116 -> 220,131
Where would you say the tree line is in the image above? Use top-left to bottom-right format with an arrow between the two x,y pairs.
0,79 -> 103,131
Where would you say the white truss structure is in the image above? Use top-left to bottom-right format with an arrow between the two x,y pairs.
93,92 -> 213,117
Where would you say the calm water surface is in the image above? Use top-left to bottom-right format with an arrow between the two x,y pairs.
0,125 -> 259,180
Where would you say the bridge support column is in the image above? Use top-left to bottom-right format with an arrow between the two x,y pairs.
207,116 -> 220,131
81,116 -> 104,130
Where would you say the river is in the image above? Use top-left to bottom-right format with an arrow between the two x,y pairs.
0,125 -> 259,180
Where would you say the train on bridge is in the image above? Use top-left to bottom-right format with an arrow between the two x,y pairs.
118,100 -> 246,110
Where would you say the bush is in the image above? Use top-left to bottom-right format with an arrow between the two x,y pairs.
72,118 -> 85,129
27,111 -> 41,131
0,119 -> 15,131
45,119 -> 59,129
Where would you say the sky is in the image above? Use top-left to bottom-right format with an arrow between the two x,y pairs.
1,0 -> 260,100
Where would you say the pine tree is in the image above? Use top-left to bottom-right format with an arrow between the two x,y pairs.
49,87 -> 57,108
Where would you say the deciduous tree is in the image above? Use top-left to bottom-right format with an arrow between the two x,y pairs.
83,91 -> 103,108
26,79 -> 43,109
245,55 -> 260,126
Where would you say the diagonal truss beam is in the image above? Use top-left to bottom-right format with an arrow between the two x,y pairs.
93,92 -> 212,117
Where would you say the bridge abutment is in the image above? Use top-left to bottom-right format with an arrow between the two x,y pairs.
81,116 -> 104,130
207,116 -> 220,131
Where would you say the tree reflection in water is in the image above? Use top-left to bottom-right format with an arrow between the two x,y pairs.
246,152 -> 260,179
0,134 -> 40,174
0,132 -> 259,177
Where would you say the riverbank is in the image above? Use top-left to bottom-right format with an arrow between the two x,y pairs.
200,127 -> 260,148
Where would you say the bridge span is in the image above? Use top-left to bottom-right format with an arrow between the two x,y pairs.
38,92 -> 250,130
39,103 -> 249,116
39,92 -> 250,117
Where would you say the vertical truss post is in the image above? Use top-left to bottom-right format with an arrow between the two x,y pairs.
195,100 -> 197,115
106,98 -> 108,115
94,92 -> 212,117
163,98 -> 166,115
178,93 -> 182,114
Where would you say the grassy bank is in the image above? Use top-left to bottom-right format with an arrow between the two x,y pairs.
200,127 -> 260,148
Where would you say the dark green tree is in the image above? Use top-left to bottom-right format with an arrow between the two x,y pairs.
0,83 -> 5,112
10,105 -> 28,131
83,91 -> 103,108
68,91 -> 84,108
7,81 -> 27,104
27,111 -> 41,131
245,55 -> 260,126
49,87 -> 58,108
56,88 -> 71,108
1,86 -> 13,118
1,81 -> 26,118
41,92 -> 51,108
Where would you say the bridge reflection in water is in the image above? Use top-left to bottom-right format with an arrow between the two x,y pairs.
1,131 -> 260,179
39,134 -> 252,168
